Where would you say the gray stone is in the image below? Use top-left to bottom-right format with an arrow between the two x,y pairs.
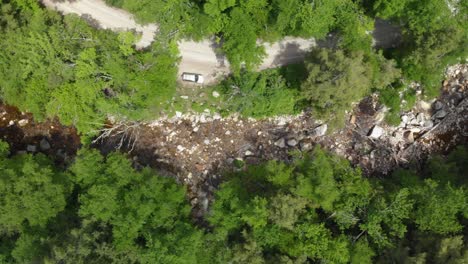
274,138 -> 286,148
423,120 -> 434,128
300,142 -> 312,151
433,109 -> 447,119
40,138 -> 51,151
433,101 -> 443,110
26,145 -> 37,152
287,138 -> 298,147
368,125 -> 384,139
314,124 -> 328,136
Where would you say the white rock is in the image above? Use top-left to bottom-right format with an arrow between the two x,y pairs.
8,120 -> 14,126
175,111 -> 182,118
212,91 -> 220,98
225,130 -> 231,135
193,127 -> 199,132
18,119 -> 28,126
314,124 -> 328,136
274,138 -> 286,148
401,115 -> 409,124
287,139 -> 298,147
213,113 -> 221,120
200,115 -> 207,123
368,125 -> 384,139
245,150 -> 254,156
180,95 -> 189,100
418,101 -> 432,111
203,139 -> 210,145
423,120 -> 434,128
416,113 -> 425,123
177,145 -> 185,152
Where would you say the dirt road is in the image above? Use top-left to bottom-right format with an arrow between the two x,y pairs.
41,0 -> 316,83
41,0 -> 158,49
41,0 -> 400,83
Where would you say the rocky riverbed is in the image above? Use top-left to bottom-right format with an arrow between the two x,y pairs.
0,63 -> 466,218
97,64 -> 468,217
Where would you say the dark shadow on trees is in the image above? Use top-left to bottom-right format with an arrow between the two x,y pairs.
373,18 -> 402,49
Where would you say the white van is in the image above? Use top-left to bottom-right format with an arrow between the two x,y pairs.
182,72 -> 204,84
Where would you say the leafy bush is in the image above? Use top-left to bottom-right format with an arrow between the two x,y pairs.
219,69 -> 299,117
301,48 -> 400,129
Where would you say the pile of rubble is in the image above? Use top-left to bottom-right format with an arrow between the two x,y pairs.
332,64 -> 468,174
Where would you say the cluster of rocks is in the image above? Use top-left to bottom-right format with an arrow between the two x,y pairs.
367,64 -> 467,149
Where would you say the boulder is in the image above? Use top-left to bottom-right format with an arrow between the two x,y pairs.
274,138 -> 286,148
177,145 -> 185,152
433,109 -> 447,119
213,113 -> 222,120
403,131 -> 414,143
423,120 -> 434,128
287,139 -> 298,147
300,142 -> 312,151
244,150 -> 254,156
433,101 -> 443,110
314,124 -> 328,136
27,145 -> 37,152
40,138 -> 51,151
368,125 -> 384,139
18,119 -> 28,126
401,115 -> 409,124
416,113 -> 425,123
418,101 -> 432,111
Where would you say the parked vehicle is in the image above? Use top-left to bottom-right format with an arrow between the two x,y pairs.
181,72 -> 204,84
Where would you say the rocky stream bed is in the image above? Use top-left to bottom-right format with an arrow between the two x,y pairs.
1,64 -> 467,218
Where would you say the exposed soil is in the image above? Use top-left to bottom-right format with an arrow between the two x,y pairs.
0,104 -> 80,166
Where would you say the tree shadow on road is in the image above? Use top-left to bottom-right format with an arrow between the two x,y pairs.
272,42 -> 308,67
209,37 -> 227,68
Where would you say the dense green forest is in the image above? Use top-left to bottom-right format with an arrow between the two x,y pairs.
0,140 -> 466,263
0,0 -> 179,136
0,0 -> 467,263
0,0 -> 465,135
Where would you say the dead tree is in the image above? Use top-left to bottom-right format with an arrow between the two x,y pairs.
92,121 -> 141,152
